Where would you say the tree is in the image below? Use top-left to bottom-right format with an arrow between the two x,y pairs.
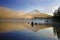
54,7 -> 60,16
53,7 -> 60,22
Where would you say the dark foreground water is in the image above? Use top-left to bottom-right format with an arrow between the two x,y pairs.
0,27 -> 58,40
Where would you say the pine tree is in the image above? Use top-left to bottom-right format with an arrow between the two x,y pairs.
53,7 -> 60,23
54,7 -> 60,16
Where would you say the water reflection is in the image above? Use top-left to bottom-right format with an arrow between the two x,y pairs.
0,27 -> 57,40
0,18 -> 60,40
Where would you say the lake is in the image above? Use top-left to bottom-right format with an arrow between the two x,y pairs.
0,20 -> 60,40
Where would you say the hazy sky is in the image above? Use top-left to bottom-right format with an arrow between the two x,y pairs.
0,0 -> 60,14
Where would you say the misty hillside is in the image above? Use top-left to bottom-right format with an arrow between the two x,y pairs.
0,7 -> 52,18
0,7 -> 26,18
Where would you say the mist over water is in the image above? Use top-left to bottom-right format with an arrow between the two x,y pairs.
0,16 -> 59,40
0,21 -> 58,40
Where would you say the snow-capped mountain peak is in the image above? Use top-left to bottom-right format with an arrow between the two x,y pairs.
28,9 -> 41,14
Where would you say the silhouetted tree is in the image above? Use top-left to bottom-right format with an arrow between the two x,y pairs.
53,7 -> 60,23
54,7 -> 60,16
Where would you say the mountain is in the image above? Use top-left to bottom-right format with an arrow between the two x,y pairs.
25,9 -> 52,18
28,9 -> 42,14
0,7 -> 52,18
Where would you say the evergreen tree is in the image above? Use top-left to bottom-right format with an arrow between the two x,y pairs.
54,7 -> 60,16
53,7 -> 60,23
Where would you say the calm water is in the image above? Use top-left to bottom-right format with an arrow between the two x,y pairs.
0,27 -> 59,40
0,19 -> 60,40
